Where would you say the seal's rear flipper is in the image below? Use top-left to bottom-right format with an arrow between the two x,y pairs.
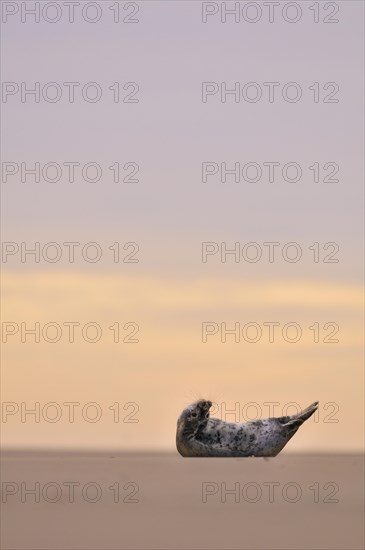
282,401 -> 319,432
296,401 -> 319,421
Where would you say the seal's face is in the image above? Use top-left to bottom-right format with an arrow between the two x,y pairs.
178,400 -> 212,437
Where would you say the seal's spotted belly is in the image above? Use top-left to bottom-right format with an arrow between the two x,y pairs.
194,418 -> 285,457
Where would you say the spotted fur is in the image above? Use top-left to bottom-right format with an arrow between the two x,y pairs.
176,399 -> 318,457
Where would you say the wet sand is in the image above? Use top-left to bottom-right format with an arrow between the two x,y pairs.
1,452 -> 364,549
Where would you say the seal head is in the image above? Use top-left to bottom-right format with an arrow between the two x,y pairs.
176,400 -> 212,456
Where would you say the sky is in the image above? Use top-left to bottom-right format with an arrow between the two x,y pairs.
1,0 -> 364,451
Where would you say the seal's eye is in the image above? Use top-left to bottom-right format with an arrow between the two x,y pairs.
191,412 -> 197,418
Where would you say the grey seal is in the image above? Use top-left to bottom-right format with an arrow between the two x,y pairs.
176,399 -> 319,457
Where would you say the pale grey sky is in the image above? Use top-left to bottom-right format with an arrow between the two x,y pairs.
2,1 -> 363,282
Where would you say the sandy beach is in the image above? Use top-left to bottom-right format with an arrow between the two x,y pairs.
1,451 -> 364,549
